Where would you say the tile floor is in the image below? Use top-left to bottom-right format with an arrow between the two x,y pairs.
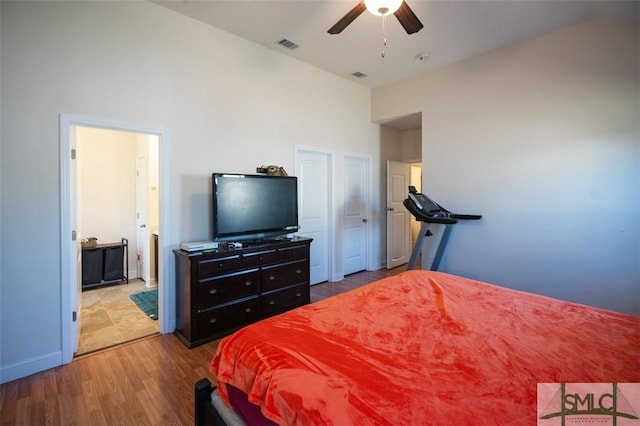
77,279 -> 159,356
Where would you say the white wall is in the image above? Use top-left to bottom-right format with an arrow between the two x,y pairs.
400,129 -> 421,162
372,19 -> 640,314
0,1 -> 377,382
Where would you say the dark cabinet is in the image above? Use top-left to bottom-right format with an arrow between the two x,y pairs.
174,237 -> 312,348
81,238 -> 129,290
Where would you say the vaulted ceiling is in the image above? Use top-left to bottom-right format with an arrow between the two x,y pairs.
154,1 -> 638,90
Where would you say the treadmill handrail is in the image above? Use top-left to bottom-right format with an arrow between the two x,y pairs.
450,213 -> 482,220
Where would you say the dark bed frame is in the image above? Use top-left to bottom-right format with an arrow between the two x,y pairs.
195,378 -> 227,426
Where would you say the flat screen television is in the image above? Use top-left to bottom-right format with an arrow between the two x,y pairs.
212,173 -> 299,243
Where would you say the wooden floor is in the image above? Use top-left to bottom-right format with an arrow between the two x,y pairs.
0,265 -> 408,426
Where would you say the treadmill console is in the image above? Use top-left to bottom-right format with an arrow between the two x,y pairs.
407,186 -> 446,217
404,186 -> 456,224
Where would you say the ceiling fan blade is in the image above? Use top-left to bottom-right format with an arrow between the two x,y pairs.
328,1 -> 367,34
394,1 -> 424,34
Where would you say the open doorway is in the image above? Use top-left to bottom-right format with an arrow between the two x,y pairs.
75,126 -> 160,355
380,112 -> 422,269
60,114 -> 168,364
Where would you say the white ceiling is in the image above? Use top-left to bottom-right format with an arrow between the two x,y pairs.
153,0 -> 637,129
153,1 -> 637,87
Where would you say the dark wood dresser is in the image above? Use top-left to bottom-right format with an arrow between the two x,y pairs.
173,237 -> 312,348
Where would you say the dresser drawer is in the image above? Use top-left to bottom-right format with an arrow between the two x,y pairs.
198,269 -> 259,308
278,244 -> 309,262
198,297 -> 260,337
261,259 -> 308,291
197,255 -> 242,279
242,249 -> 277,268
262,284 -> 310,317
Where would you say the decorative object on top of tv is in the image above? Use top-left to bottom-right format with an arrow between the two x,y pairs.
256,165 -> 288,176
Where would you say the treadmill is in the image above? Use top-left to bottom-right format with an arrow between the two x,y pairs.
403,186 -> 482,270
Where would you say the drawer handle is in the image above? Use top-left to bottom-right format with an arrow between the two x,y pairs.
291,251 -> 296,256
268,300 -> 276,306
245,281 -> 253,287
218,263 -> 225,269
296,292 -> 302,297
208,288 -> 218,295
295,269 -> 302,274
245,307 -> 253,313
209,318 -> 217,324
269,275 -> 276,281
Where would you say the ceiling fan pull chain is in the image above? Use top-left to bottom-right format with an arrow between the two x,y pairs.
381,14 -> 387,58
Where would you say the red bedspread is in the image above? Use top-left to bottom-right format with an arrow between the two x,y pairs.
211,270 -> 640,425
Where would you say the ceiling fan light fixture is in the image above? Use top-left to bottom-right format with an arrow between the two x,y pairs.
364,0 -> 403,16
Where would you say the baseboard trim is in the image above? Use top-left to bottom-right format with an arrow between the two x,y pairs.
368,262 -> 384,271
1,351 -> 62,384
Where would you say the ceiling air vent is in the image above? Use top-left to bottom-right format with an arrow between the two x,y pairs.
352,72 -> 367,79
276,38 -> 299,50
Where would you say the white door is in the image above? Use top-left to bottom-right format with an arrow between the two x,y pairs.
136,155 -> 150,282
342,156 -> 369,276
386,160 -> 411,269
296,149 -> 331,285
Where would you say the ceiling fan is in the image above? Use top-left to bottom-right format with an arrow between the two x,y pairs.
328,0 -> 424,35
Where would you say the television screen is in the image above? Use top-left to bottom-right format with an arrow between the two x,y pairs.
212,173 -> 299,242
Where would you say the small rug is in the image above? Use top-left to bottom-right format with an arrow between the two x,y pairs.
129,289 -> 158,320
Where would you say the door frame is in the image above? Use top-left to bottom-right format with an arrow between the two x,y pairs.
60,114 -> 170,364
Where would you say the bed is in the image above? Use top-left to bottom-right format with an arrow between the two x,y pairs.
195,270 -> 640,425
